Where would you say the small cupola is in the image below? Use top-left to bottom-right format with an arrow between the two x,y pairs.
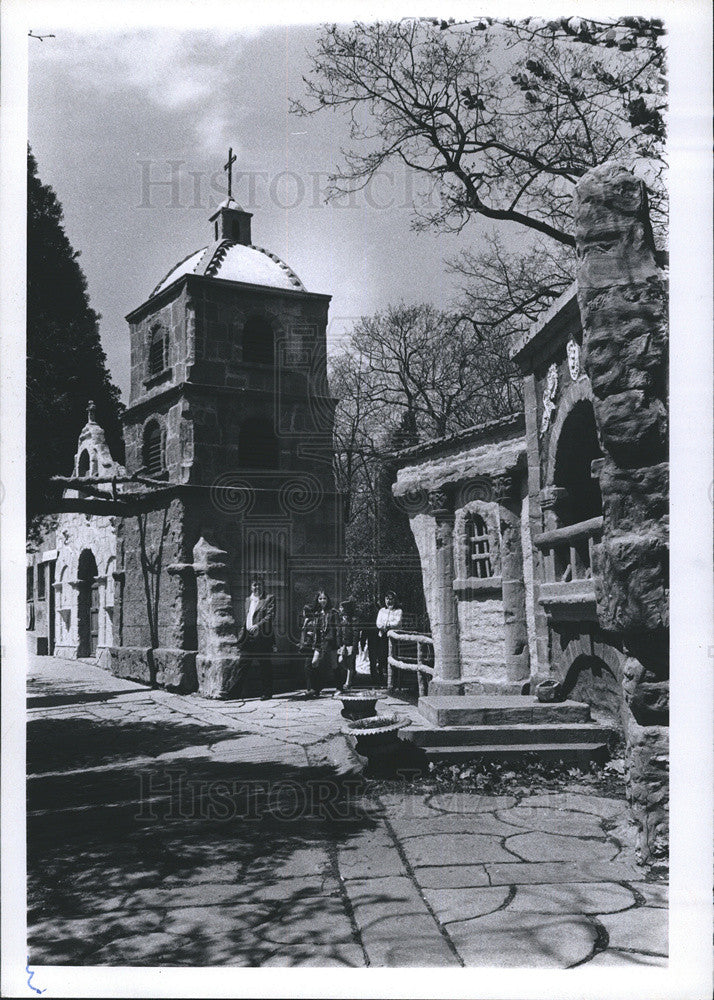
209,197 -> 252,245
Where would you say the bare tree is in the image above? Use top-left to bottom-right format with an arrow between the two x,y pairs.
343,303 -> 520,442
449,231 -> 575,343
293,17 -> 666,247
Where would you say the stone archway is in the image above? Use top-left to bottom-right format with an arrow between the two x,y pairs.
555,633 -> 625,727
77,548 -> 99,658
546,379 -> 597,484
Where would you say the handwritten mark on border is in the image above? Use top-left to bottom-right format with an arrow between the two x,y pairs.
26,957 -> 46,995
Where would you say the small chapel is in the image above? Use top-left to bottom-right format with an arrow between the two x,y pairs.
27,158 -> 343,697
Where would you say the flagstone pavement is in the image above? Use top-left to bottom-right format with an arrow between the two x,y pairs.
27,653 -> 667,968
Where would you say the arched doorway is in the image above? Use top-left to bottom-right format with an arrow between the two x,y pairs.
560,652 -> 623,726
553,399 -> 603,527
77,549 -> 99,657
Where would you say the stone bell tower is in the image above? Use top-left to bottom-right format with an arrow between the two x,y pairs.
111,154 -> 341,695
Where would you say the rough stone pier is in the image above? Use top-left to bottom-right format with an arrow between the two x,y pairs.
27,654 -> 667,968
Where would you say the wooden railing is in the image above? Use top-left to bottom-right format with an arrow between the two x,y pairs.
533,516 -> 603,584
387,629 -> 434,696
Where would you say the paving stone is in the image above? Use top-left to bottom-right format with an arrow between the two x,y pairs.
262,846 -> 333,879
258,943 -> 365,967
627,881 -> 668,908
522,791 -> 626,820
495,804 -> 605,838
337,828 -> 406,879
378,793 -> 435,819
411,865 -> 490,889
87,931 -> 202,966
401,832 -> 516,867
504,831 -> 619,863
240,875 -> 334,904
584,947 -> 668,967
598,905 -> 668,955
345,876 -> 459,967
124,882 -> 267,910
252,896 -> 356,947
29,910 -> 165,964
422,885 -> 512,923
390,812 -> 516,840
486,859 -> 644,885
160,863 -> 240,886
509,882 -> 637,914
449,910 -> 598,968
427,792 -> 517,813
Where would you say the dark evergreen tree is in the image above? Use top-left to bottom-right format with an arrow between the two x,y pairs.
27,147 -> 124,534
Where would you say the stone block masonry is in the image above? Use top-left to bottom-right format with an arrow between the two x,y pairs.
573,163 -> 669,864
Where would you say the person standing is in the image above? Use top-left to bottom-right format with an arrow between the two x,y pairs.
376,590 -> 402,685
232,574 -> 275,700
299,603 -> 318,697
302,589 -> 338,697
336,598 -> 357,691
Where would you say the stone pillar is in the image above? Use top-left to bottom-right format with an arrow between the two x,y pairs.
574,163 -> 669,864
494,473 -> 530,686
192,536 -> 243,699
426,486 -> 462,695
521,373 -> 551,681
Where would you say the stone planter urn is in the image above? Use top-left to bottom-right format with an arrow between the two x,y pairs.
535,679 -> 562,703
343,713 -> 411,774
334,689 -> 380,721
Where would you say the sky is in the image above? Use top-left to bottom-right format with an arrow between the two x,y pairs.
28,23 -> 473,401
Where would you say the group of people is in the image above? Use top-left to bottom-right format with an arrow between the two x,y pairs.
227,574 -> 404,701
299,589 -> 402,698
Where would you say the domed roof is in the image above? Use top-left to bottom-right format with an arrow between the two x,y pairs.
151,240 -> 306,298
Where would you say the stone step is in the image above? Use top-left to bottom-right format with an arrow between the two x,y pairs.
418,695 -> 591,728
401,722 -> 616,748
413,741 -> 610,767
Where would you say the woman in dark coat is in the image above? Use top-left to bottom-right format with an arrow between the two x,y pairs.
301,590 -> 338,697
336,597 -> 357,691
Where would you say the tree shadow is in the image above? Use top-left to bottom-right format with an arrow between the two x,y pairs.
27,710 -> 390,967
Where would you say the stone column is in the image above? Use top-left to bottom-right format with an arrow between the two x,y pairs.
191,536 -> 243,699
426,486 -> 462,695
521,373 -> 550,681
494,473 -> 530,686
574,163 -> 669,864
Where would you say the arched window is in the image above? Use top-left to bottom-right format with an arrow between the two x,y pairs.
77,548 -> 98,581
238,417 -> 279,470
553,400 -> 603,527
142,420 -> 164,476
77,449 -> 90,477
242,315 -> 274,366
466,513 -> 493,579
148,324 -> 168,378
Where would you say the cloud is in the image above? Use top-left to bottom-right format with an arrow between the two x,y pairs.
31,28 -> 262,151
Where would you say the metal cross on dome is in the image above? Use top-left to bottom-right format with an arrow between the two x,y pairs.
223,147 -> 237,200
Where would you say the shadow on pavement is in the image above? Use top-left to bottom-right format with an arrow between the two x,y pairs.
27,710 -> 386,966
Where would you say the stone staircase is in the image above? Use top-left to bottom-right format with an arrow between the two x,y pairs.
400,695 -> 616,767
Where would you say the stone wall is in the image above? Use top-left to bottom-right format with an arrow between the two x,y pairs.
128,284 -> 188,407
111,496 -> 197,690
573,163 -> 669,864
53,512 -> 118,662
